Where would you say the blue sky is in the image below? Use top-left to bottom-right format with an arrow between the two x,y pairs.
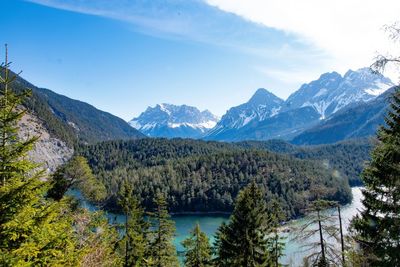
1,0 -> 398,120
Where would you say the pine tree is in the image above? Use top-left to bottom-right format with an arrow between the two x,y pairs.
0,46 -> 79,265
147,193 -> 179,267
182,223 -> 212,267
350,87 -> 400,266
118,180 -> 149,267
48,155 -> 107,202
267,200 -> 285,267
214,181 -> 270,267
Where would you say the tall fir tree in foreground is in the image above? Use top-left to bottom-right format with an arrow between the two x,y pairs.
118,180 -> 149,267
214,181 -> 270,267
350,87 -> 400,266
182,223 -> 213,267
349,21 -> 400,266
147,193 -> 179,267
0,46 -> 79,265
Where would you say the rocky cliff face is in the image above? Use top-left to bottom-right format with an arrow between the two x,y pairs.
18,112 -> 74,173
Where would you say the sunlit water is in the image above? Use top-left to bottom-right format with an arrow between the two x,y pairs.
69,187 -> 363,266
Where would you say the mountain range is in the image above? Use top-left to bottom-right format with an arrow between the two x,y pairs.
205,68 -> 394,142
13,66 -> 396,151
130,68 -> 394,144
129,103 -> 219,138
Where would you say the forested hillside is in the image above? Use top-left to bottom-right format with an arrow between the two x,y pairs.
78,138 -> 352,218
236,138 -> 374,185
11,73 -> 144,146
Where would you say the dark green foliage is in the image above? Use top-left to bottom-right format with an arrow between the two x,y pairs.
214,182 -> 270,267
0,47 -> 125,267
236,138 -> 374,186
79,139 -> 351,218
351,88 -> 400,266
147,194 -> 179,267
266,200 -> 286,267
48,156 -> 107,202
182,223 -> 213,267
78,138 -> 352,219
118,181 -> 149,267
0,47 -> 79,266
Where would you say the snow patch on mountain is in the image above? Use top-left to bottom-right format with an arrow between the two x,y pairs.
270,107 -> 281,117
286,68 -> 394,119
129,103 -> 219,138
364,81 -> 392,96
208,88 -> 284,132
314,88 -> 328,98
205,68 -> 394,142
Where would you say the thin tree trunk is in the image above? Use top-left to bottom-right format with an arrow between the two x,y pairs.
2,44 -> 9,187
338,205 -> 345,265
275,231 -> 278,267
125,210 -> 129,267
317,210 -> 326,264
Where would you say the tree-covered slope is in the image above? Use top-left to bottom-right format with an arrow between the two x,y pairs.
78,138 -> 352,219
11,73 -> 144,146
235,138 -> 374,186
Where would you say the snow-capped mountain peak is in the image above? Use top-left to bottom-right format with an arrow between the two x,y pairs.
205,88 -> 284,138
205,67 -> 394,142
129,104 -> 219,138
285,68 -> 394,119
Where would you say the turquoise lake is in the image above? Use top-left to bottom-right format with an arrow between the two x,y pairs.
71,187 -> 363,266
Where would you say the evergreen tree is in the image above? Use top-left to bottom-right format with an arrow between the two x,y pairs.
267,200 -> 285,267
0,46 -> 79,265
48,155 -> 107,202
214,181 -> 270,267
350,87 -> 400,266
182,223 -> 212,267
118,180 -> 149,267
147,193 -> 179,267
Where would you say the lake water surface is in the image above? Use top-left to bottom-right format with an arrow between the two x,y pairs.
71,187 -> 364,266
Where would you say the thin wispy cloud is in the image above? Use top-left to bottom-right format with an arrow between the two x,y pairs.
26,0 -> 341,102
26,0 -> 322,61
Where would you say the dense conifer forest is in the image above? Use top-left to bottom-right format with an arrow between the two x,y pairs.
78,138 -> 353,218
236,138 -> 374,186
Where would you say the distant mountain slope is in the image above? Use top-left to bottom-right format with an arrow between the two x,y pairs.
230,106 -> 321,141
205,88 -> 284,140
13,73 -> 144,145
284,68 -> 393,119
205,68 -> 393,142
291,87 -> 397,145
129,103 -> 219,138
